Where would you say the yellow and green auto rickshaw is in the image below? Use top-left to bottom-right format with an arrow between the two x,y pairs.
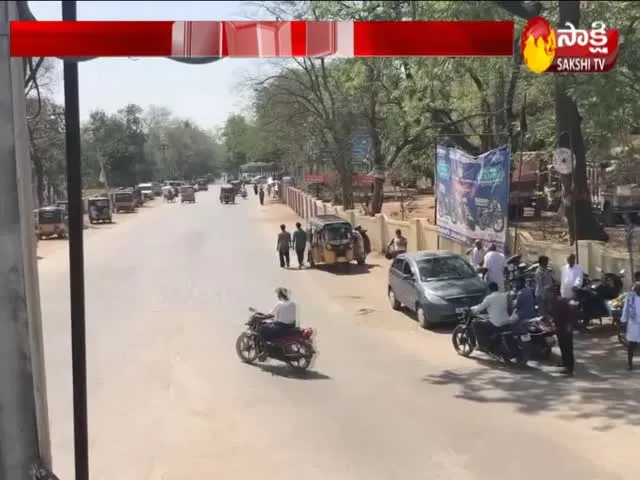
35,206 -> 68,240
307,215 -> 355,268
219,184 -> 236,204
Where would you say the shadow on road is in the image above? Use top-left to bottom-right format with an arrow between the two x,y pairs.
256,363 -> 331,380
309,263 -> 381,276
422,332 -> 640,432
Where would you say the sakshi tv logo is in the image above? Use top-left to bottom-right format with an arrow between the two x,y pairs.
520,17 -> 619,74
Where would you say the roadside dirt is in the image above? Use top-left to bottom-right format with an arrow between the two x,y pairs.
36,200 -> 167,260
376,192 -> 631,251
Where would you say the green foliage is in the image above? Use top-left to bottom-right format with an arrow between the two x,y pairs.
226,0 -> 639,209
27,96 -> 223,204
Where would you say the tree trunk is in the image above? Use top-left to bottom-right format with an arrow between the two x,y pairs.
555,1 -> 608,243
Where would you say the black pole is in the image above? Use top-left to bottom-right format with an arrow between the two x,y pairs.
62,1 -> 90,479
512,93 -> 527,254
434,137 -> 440,250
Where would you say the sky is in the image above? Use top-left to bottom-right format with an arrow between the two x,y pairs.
29,1 -> 276,130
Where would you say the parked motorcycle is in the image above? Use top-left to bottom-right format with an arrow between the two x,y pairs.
451,309 -> 530,366
521,316 -> 556,360
235,308 -> 316,370
574,267 -> 625,327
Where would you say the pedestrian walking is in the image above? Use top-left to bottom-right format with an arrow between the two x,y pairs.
277,224 -> 292,268
483,243 -> 506,291
535,255 -> 554,317
620,281 -> 640,370
292,222 -> 307,269
258,187 -> 265,206
549,286 -> 576,376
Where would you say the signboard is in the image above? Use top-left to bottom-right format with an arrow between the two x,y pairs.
351,134 -> 371,160
435,145 -> 511,249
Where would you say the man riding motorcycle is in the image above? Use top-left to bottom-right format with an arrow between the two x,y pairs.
511,276 -> 537,323
254,287 -> 297,359
470,281 -> 515,350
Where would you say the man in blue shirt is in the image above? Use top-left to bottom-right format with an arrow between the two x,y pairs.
512,276 -> 537,322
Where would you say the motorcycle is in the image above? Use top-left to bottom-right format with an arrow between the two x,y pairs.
451,308 -> 530,367
241,189 -> 248,199
521,316 -> 556,360
574,267 -> 625,327
235,308 -> 316,371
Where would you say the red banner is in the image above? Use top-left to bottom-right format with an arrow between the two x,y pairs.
10,20 -> 513,58
353,21 -> 513,57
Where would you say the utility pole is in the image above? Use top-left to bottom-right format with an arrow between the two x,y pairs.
0,1 -> 53,479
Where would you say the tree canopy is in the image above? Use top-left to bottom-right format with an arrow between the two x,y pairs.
26,63 -> 224,206
221,0 -> 639,239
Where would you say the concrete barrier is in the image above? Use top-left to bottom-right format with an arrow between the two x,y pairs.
282,185 -> 633,285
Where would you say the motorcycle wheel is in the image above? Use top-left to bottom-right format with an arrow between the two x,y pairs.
489,201 -> 505,233
235,332 -> 259,364
284,341 -> 314,371
452,325 -> 475,357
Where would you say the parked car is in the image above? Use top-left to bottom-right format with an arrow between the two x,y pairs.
387,251 -> 487,328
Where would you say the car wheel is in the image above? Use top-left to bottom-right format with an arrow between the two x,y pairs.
416,304 -> 429,329
388,287 -> 400,310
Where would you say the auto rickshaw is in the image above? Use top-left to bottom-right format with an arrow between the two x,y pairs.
180,185 -> 196,203
219,184 -> 236,204
35,206 -> 68,240
112,190 -> 137,213
56,200 -> 69,215
307,215 -> 355,268
230,180 -> 242,195
196,179 -> 209,191
88,196 -> 113,224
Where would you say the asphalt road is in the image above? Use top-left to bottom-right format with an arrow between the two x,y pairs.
37,186 -> 636,480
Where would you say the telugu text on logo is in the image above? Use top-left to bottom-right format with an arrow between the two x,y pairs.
521,17 -> 619,74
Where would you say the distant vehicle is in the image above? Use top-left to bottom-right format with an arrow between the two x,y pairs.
35,206 -> 68,240
180,185 -> 196,203
151,182 -> 163,196
87,197 -> 113,224
137,183 -> 155,201
220,184 -> 235,204
164,180 -> 184,195
112,190 -> 137,213
387,251 -> 486,328
196,179 -> 208,191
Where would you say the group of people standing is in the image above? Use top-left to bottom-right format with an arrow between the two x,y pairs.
470,238 -> 640,373
253,182 -> 280,206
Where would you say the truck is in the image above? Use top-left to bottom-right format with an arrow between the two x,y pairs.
509,151 -> 558,220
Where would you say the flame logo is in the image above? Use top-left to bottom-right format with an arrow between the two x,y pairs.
521,17 -> 556,74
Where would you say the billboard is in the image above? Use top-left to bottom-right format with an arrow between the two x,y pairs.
435,145 -> 511,249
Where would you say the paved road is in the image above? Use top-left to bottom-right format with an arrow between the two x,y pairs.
38,186 -> 636,480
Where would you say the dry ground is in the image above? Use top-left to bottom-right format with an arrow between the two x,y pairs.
377,192 -> 631,251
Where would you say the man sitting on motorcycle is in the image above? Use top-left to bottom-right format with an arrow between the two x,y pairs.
511,276 -> 537,323
256,287 -> 297,350
471,282 -> 514,350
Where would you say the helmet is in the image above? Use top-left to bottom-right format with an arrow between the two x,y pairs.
275,287 -> 290,300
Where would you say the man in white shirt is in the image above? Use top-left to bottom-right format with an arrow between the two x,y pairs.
483,243 -> 506,291
560,254 -> 584,299
471,282 -> 513,350
470,239 -> 484,269
258,287 -> 297,344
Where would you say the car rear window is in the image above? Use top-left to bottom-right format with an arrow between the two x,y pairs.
417,256 -> 475,281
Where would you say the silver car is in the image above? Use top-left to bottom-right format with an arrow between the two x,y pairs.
387,251 -> 487,328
